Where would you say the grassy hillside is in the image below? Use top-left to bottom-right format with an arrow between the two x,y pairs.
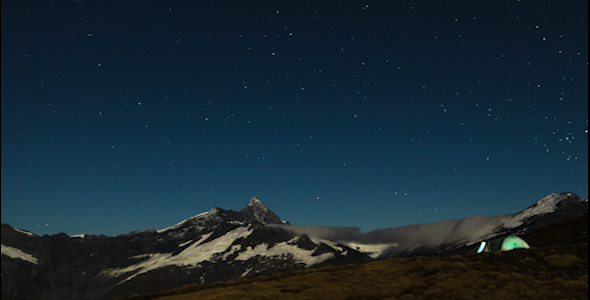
121,243 -> 587,300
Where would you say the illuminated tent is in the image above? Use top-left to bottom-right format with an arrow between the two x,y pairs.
476,235 -> 531,253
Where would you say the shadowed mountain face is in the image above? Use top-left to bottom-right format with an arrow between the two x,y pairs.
519,213 -> 588,247
1,198 -> 366,300
239,197 -> 287,225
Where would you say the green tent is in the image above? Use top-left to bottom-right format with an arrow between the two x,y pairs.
476,235 -> 530,253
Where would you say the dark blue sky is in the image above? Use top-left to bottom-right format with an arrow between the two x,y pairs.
2,0 -> 587,236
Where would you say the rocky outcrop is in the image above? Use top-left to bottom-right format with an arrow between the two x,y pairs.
239,197 -> 287,225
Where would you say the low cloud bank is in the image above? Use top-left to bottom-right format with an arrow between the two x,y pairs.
270,214 -> 511,258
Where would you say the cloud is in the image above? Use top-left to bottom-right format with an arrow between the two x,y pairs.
271,225 -> 363,242
270,214 -> 511,258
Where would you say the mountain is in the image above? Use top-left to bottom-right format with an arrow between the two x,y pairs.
118,202 -> 589,300
1,197 -> 367,300
239,196 -> 288,225
2,193 -> 587,299
493,192 -> 588,235
376,192 -> 588,259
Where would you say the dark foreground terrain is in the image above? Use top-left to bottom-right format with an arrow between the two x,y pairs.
120,243 -> 587,300
121,214 -> 588,300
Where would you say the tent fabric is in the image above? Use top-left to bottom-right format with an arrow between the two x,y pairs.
475,235 -> 530,253
500,235 -> 531,251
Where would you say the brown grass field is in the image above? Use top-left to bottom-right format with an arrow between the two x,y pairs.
122,243 -> 588,300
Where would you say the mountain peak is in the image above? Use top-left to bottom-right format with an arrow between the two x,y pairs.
240,197 -> 285,225
499,192 -> 587,231
248,196 -> 264,207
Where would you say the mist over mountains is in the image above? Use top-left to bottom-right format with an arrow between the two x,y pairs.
273,213 -> 512,258
277,192 -> 587,259
1,192 -> 587,300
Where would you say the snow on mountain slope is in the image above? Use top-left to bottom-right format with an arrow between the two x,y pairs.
12,228 -> 36,237
156,208 -> 218,233
501,192 -> 576,229
236,236 -> 335,267
102,227 -> 251,283
343,242 -> 396,259
94,199 -> 366,288
1,244 -> 39,264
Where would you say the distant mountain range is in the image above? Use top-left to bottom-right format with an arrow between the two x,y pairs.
1,193 -> 587,300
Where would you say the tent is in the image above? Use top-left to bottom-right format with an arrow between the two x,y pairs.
476,235 -> 531,253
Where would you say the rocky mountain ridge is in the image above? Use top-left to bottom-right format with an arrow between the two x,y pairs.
2,193 -> 587,299
1,197 -> 366,300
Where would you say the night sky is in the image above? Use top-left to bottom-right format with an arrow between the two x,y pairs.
1,0 -> 588,237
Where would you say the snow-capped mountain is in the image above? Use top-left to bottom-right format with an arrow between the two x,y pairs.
1,197 -> 367,300
495,192 -> 588,234
375,192 -> 588,259
1,193 -> 587,299
239,196 -> 289,225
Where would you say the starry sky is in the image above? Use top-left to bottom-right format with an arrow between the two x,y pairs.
1,0 -> 588,237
